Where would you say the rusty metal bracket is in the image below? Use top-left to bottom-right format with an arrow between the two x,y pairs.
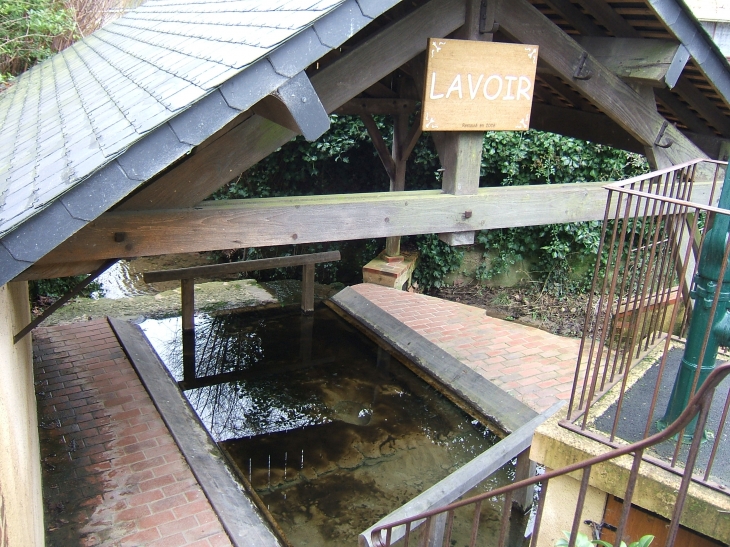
654,120 -> 674,148
479,0 -> 499,34
573,52 -> 593,80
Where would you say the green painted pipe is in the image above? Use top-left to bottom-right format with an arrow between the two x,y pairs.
658,167 -> 730,440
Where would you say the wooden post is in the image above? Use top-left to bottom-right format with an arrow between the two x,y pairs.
512,448 -> 536,512
301,263 -> 315,313
427,513 -> 448,547
181,278 -> 196,383
436,0 -> 486,247
385,113 -> 410,258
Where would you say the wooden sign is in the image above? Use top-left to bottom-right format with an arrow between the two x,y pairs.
421,39 -> 539,132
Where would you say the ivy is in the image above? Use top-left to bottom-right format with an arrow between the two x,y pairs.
411,234 -> 464,291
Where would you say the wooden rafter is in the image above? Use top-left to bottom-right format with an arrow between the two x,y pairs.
496,0 -> 707,167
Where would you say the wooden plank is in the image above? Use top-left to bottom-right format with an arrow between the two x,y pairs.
421,39 -> 538,131
108,318 -> 283,547
542,0 -> 604,37
143,251 -> 341,283
674,78 -> 730,138
495,0 -> 707,167
117,0 -> 467,212
358,403 -> 564,547
574,0 -> 641,38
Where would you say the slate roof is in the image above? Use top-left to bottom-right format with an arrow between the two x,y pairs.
0,0 -> 729,287
0,0 -> 346,237
0,0 -> 399,283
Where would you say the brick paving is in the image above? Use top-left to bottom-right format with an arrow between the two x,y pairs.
352,283 -> 582,413
33,318 -> 233,547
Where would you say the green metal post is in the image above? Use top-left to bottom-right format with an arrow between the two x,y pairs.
658,167 -> 730,440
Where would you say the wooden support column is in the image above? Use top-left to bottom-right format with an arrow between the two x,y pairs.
437,0 -> 487,247
385,113 -> 411,257
181,278 -> 196,383
512,448 -> 537,511
301,263 -> 315,313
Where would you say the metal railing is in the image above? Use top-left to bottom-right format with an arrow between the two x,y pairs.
562,158 -> 730,492
369,363 -> 730,547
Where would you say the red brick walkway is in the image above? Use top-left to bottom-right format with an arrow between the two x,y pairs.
33,319 -> 232,547
352,284 -> 582,413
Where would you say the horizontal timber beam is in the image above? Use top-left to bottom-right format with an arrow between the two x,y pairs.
143,251 -> 341,283
32,183 -> 625,266
22,179 -> 718,280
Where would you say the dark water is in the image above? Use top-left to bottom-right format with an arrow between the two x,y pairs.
141,306 -> 512,546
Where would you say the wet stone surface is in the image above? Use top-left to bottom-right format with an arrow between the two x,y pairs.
143,305 -> 511,547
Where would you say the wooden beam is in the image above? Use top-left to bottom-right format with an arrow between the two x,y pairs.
674,78 -> 730,138
576,37 -> 682,87
495,0 -> 707,167
360,114 -> 396,180
25,177 -> 720,278
542,0 -> 604,37
530,104 -> 644,153
681,131 -> 730,160
143,251 -> 341,283
116,0 -> 467,212
32,183 -> 619,265
333,98 -> 418,116
655,87 -> 714,136
384,112 -> 410,256
251,71 -> 330,142
574,0 -> 641,38
437,0 -> 484,247
301,263 -> 315,313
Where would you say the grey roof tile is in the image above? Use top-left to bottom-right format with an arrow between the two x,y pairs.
268,27 -> 330,78
168,90 -> 239,145
0,0 -> 377,279
314,0 -> 371,48
220,58 -> 287,110
356,0 -> 399,18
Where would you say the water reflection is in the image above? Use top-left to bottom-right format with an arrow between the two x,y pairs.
142,306 -> 509,546
141,312 -> 331,441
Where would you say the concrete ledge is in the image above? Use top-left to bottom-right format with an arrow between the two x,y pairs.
109,317 -> 283,547
329,286 -> 538,434
531,413 -> 730,544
